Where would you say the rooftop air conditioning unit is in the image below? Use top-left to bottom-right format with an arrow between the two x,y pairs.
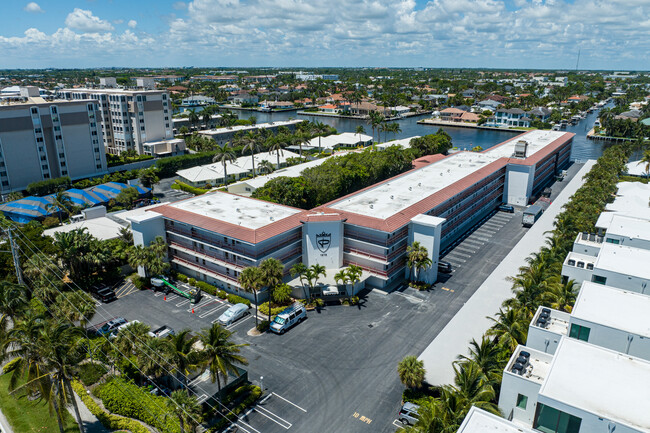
514,140 -> 528,158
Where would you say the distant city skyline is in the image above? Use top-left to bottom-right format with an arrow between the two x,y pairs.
1,0 -> 648,70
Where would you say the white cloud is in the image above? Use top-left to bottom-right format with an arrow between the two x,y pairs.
128,20 -> 137,29
173,1 -> 187,9
64,8 -> 113,33
24,2 -> 44,13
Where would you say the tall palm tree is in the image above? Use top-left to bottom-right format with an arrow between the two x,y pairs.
52,290 -> 97,329
238,266 -> 264,327
166,390 -> 202,433
312,121 -> 328,153
355,125 -> 366,144
212,143 -> 236,187
486,308 -> 527,352
0,280 -> 28,323
543,279 -> 578,312
260,258 -> 284,321
304,264 -> 327,296
406,241 -> 432,283
198,323 -> 248,393
113,321 -> 152,357
334,270 -> 348,291
637,149 -> 650,178
397,355 -> 425,389
455,337 -> 503,387
268,141 -> 285,169
345,265 -> 363,295
242,132 -> 260,178
389,122 -> 402,140
167,329 -> 200,392
258,160 -> 275,175
187,109 -> 199,130
290,263 -> 309,299
46,191 -> 74,224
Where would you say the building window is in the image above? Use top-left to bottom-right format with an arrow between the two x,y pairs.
605,238 -> 620,244
592,275 -> 607,285
1,181 -> 8,187
31,107 -> 38,114
569,324 -> 590,341
533,403 -> 581,433
516,394 -> 528,409
96,164 -> 102,169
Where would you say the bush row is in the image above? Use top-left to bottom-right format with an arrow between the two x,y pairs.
72,381 -> 150,433
208,385 -> 262,432
258,302 -> 287,316
95,377 -> 180,433
183,275 -> 251,306
156,151 -> 217,177
26,176 -> 71,196
172,180 -> 208,195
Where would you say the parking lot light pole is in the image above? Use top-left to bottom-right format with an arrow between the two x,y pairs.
260,376 -> 263,391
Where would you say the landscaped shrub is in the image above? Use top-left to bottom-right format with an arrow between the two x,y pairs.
217,290 -> 227,299
156,151 -> 217,178
258,302 -> 287,316
95,377 -> 180,433
188,278 -> 197,286
256,321 -> 270,332
129,274 -> 149,290
226,294 -> 251,307
176,273 -> 188,283
72,381 -> 150,433
78,362 -> 108,386
194,280 -> 218,296
26,176 -> 71,196
208,385 -> 262,432
171,180 -> 208,196
42,216 -> 60,228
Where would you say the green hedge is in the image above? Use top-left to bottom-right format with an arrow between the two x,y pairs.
72,381 -> 150,433
95,377 -> 180,433
172,180 -> 208,195
258,302 -> 287,316
78,362 -> 108,386
227,294 -> 251,307
26,176 -> 71,196
156,151 -> 217,177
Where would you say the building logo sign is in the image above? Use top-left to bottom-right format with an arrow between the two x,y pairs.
315,231 -> 331,253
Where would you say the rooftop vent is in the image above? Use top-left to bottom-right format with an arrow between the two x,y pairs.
390,195 -> 394,200
514,139 -> 529,158
418,183 -> 422,187
236,208 -> 240,213
370,204 -> 374,209
409,187 -> 412,191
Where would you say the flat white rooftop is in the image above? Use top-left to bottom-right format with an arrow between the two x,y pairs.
169,192 -> 300,229
604,182 -> 650,220
605,213 -> 650,241
595,243 -> 650,279
306,132 -> 372,149
507,345 -> 554,385
330,151 -> 500,219
532,307 -> 570,335
60,87 -> 165,95
375,136 -> 421,150
199,120 -> 303,136
483,130 -> 567,159
43,217 -> 125,241
229,156 -> 329,191
541,338 -> 650,431
572,282 -> 650,338
458,406 -> 537,433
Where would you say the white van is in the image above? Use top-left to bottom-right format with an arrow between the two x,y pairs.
270,303 -> 306,334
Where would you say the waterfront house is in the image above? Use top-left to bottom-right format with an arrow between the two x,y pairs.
229,93 -> 258,105
319,104 -> 339,114
477,99 -> 502,111
528,107 -> 553,122
492,108 -> 530,127
439,107 -> 465,122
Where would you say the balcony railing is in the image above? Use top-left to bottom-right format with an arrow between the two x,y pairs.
169,241 -> 248,270
172,257 -> 240,285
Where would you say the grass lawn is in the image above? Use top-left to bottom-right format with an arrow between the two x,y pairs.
0,373 -> 79,433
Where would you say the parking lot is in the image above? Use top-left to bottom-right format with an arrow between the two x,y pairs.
92,165 -> 582,433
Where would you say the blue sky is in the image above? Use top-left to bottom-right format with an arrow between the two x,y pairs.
1,0 -> 648,70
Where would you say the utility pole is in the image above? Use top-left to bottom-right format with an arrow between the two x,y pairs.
5,227 -> 24,285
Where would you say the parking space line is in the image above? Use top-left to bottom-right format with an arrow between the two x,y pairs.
482,222 -> 503,229
187,299 -> 218,312
271,392 -> 307,412
164,294 -> 179,302
454,246 -> 476,254
393,291 -> 425,303
226,314 -> 253,330
199,304 -> 228,318
448,251 -> 471,258
255,406 -> 292,429
476,229 -> 497,235
462,239 -> 484,246
393,419 -> 404,428
176,299 -> 191,307
444,256 -> 466,263
153,292 -> 162,297
468,236 -> 491,242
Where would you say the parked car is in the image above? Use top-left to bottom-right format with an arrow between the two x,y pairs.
438,261 -> 452,274
217,303 -> 250,326
270,303 -> 306,334
498,204 -> 515,213
398,402 -> 420,425
96,318 -> 127,336
90,285 -> 117,303
109,320 -> 142,339
148,325 -> 175,338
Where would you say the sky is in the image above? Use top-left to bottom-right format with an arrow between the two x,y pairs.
0,0 -> 648,70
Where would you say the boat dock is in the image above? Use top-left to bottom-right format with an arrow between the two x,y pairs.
417,118 -> 521,133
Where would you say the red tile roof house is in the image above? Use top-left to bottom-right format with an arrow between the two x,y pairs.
439,107 -> 466,122
319,104 -> 339,113
130,131 -> 574,297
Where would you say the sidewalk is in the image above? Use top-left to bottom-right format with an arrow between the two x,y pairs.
68,392 -> 111,433
419,160 -> 597,386
0,408 -> 13,433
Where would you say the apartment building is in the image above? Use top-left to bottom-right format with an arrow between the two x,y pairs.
58,88 -> 173,155
0,87 -> 106,194
131,130 -> 573,295
198,120 -> 303,147
499,338 -> 650,433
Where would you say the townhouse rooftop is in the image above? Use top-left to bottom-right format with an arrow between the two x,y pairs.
198,119 -> 304,136
595,243 -> 650,279
572,282 -> 650,339
458,407 -> 537,433
604,213 -> 650,241
506,345 -> 553,385
169,192 -> 301,230
540,338 -> 650,432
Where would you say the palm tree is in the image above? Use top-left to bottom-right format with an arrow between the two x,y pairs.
46,191 -> 73,224
637,149 -> 650,178
367,111 -> 385,147
0,280 -> 28,323
198,323 -> 249,393
242,132 -> 260,178
334,270 -> 348,291
290,263 -> 309,299
397,355 -> 425,389
379,122 -> 389,143
304,264 -> 326,297
543,279 -> 578,312
406,241 -> 432,283
166,390 -> 202,433
52,290 -> 96,329
312,121 -> 328,153
260,258 -> 284,321
455,337 -> 503,387
238,266 -> 264,327
345,265 -> 363,296
138,168 -> 159,189
113,321 -> 151,357
486,308 -> 527,352
268,141 -> 285,169
258,160 -> 275,175
202,108 -> 214,128
187,109 -> 199,130
167,329 -> 200,391
212,143 -> 236,187
355,125 -> 366,144
389,122 -> 402,140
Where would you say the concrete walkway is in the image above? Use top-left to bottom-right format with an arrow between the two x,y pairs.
419,160 -> 597,386
68,392 -> 111,433
0,408 -> 13,433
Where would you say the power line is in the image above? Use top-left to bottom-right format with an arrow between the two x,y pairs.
7,221 -> 258,432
